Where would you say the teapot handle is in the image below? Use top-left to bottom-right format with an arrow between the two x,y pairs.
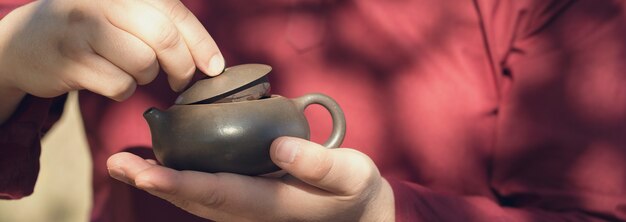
292,93 -> 346,148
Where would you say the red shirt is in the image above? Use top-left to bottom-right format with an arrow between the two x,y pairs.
2,0 -> 626,221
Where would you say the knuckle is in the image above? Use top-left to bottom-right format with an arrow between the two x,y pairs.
57,38 -> 89,62
134,51 -> 158,73
347,149 -> 379,178
306,152 -> 335,183
166,1 -> 192,23
67,8 -> 86,24
198,174 -> 226,208
153,26 -> 181,54
346,149 -> 380,194
105,77 -> 136,100
199,189 -> 226,208
131,53 -> 159,85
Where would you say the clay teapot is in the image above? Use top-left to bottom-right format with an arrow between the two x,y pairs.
144,64 -> 346,175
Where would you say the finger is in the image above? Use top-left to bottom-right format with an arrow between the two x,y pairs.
108,152 -> 379,221
142,0 -> 224,76
70,54 -> 137,101
135,167 -> 259,221
104,0 -> 195,91
88,23 -> 159,85
107,152 -> 156,185
130,163 -> 336,221
270,137 -> 380,196
135,167 -> 266,210
107,152 -> 262,220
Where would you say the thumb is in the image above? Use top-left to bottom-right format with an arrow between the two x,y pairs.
270,137 -> 380,196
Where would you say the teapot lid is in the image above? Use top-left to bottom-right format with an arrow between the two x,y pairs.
176,64 -> 272,105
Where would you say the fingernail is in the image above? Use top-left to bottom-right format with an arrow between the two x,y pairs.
108,166 -> 127,182
208,53 -> 225,76
175,95 -> 184,104
275,138 -> 300,163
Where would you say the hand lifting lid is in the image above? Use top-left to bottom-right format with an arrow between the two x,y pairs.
143,64 -> 346,176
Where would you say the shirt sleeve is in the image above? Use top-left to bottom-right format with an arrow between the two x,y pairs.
0,0 -> 52,199
0,95 -> 66,199
390,0 -> 626,221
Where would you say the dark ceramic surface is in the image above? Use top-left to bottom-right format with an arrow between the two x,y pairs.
176,64 -> 272,105
144,64 -> 346,175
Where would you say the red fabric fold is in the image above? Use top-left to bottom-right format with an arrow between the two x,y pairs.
0,95 -> 65,199
389,179 -> 609,222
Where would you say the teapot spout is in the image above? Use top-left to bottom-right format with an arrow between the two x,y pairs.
144,107 -> 165,122
143,107 -> 168,140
